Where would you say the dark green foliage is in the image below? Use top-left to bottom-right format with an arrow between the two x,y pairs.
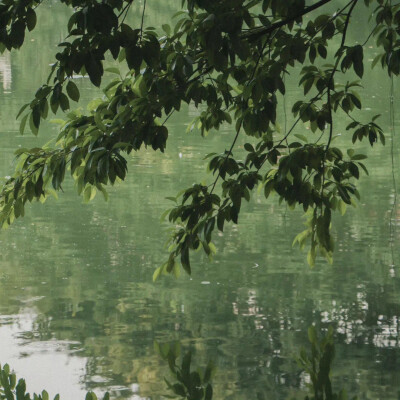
0,0 -> 397,272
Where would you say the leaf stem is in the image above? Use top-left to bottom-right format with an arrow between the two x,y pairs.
242,0 -> 333,41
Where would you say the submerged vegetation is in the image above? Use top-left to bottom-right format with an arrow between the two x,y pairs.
0,0 -> 398,273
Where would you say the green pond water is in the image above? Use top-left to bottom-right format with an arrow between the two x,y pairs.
0,2 -> 400,399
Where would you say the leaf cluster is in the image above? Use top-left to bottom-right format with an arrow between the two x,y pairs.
0,363 -> 108,400
0,0 -> 396,273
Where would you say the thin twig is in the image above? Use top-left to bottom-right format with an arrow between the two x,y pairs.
257,90 -> 327,172
209,34 -> 271,195
303,0 -> 355,47
117,1 -> 132,19
389,74 -> 397,267
242,0 -> 333,41
210,123 -> 242,194
161,110 -> 175,127
361,25 -> 378,47
118,1 -> 133,27
325,0 -> 359,153
140,0 -> 147,40
321,0 -> 358,200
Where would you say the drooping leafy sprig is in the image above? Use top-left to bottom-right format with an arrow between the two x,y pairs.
0,0 -> 396,274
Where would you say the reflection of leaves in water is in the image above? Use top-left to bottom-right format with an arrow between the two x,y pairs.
0,329 -> 358,400
75,301 -> 96,320
156,330 -> 357,400
156,341 -> 215,400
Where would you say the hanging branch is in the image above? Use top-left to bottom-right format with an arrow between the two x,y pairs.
140,0 -> 147,40
325,0 -> 359,153
242,0 -> 333,41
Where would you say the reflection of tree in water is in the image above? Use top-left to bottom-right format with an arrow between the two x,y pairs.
1,260 -> 399,400
0,53 -> 11,91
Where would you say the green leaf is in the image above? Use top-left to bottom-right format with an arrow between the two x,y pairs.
85,56 -> 103,87
26,8 -> 37,31
351,154 -> 367,160
349,94 -> 361,109
352,45 -> 364,78
349,163 -> 359,179
172,263 -> 181,278
308,325 -> 317,344
10,20 -> 25,48
16,379 -> 26,400
126,46 -> 143,71
172,383 -> 186,397
29,112 -> 39,136
9,373 -> 16,389
182,352 -> 191,373
181,246 -> 191,275
358,162 -> 369,176
32,106 -> 41,129
294,134 -> 308,143
244,143 -> 254,152
372,114 -> 381,122
338,186 -> 351,204
105,67 -> 120,75
85,392 -> 97,400
16,103 -> 29,119
217,211 -> 225,232
66,80 -> 80,102
338,200 -> 347,216
153,266 -> 162,282
19,114 -> 28,135
162,24 -> 171,35
59,93 -> 70,112
371,53 -> 382,69
307,247 -> 316,267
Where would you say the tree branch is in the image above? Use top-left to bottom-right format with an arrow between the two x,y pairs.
242,0 -> 333,41
325,0 -> 359,153
140,0 -> 147,40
